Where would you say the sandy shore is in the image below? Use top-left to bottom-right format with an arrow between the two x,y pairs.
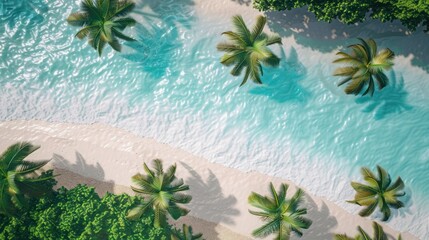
0,120 -> 418,240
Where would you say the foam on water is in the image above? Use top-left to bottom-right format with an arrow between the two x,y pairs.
1,0 -> 428,237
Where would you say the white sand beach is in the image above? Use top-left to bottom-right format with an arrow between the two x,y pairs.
0,120 -> 418,240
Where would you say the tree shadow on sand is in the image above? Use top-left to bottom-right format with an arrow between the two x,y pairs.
180,162 -> 240,226
0,0 -> 48,36
265,7 -> 429,73
229,0 -> 252,6
249,47 -> 311,104
52,152 -> 114,196
303,194 -> 338,240
355,71 -> 412,120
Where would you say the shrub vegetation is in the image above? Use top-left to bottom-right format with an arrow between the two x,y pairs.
253,0 -> 429,32
0,185 -> 170,240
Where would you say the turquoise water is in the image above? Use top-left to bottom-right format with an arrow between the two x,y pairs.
1,0 -> 428,237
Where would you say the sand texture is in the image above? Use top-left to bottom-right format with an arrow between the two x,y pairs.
0,120 -> 418,240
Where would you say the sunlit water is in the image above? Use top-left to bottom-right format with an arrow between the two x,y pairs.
1,0 -> 428,237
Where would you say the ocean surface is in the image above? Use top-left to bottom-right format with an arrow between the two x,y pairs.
0,0 -> 428,237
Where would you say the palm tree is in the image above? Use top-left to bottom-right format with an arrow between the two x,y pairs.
248,182 -> 312,240
348,165 -> 405,221
171,224 -> 203,240
217,15 -> 282,86
333,38 -> 394,96
67,0 -> 137,56
0,142 -> 56,216
127,159 -> 192,228
334,221 -> 402,240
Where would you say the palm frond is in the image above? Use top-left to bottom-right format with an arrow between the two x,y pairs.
373,72 -> 389,90
232,15 -> 251,45
17,160 -> 50,175
358,201 -> 378,217
167,203 -> 189,220
171,193 -> 192,204
362,76 -> 375,96
334,234 -> 355,240
112,0 -> 135,18
113,17 -> 137,30
366,38 -> 377,59
108,39 -> 121,51
221,31 -> 247,45
377,165 -> 391,190
126,203 -> 150,220
372,49 -> 394,69
333,67 -> 358,76
345,74 -> 368,95
112,28 -> 135,41
251,15 -> 266,41
252,219 -> 281,238
1,142 -> 39,172
262,54 -> 280,67
66,12 -> 89,26
248,192 -> 275,212
240,67 -> 251,87
230,56 -> 248,76
265,34 -> 282,46
216,43 -> 241,52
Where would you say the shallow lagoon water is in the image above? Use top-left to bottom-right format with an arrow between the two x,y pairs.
1,0 -> 428,237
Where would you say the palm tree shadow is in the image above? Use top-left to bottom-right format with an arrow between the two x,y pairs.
264,8 -> 429,72
303,194 -> 338,240
229,0 -> 252,6
180,162 -> 240,226
122,24 -> 182,80
249,47 -> 311,103
133,0 -> 195,30
0,0 -> 48,35
52,152 -> 114,196
355,71 -> 412,120
122,0 -> 195,89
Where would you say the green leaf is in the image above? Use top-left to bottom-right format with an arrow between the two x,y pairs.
251,15 -> 267,41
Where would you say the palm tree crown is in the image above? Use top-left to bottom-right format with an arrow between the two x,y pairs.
248,182 -> 312,240
171,224 -> 204,240
334,221 -> 402,240
333,38 -> 394,96
67,0 -> 137,56
0,142 -> 55,216
217,15 -> 282,86
348,165 -> 405,221
127,159 -> 192,228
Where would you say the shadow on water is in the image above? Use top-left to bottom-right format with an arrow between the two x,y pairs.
304,194 -> 338,240
122,0 -> 196,91
52,152 -> 114,196
122,24 -> 182,80
265,7 -> 429,72
355,71 -> 412,120
0,0 -> 48,35
180,162 -> 239,227
249,47 -> 310,103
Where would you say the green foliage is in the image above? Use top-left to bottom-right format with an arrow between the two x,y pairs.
0,142 -> 56,217
348,165 -> 405,221
252,0 -> 429,32
171,224 -> 204,240
334,221 -> 403,240
0,185 -> 169,240
248,182 -> 312,240
127,159 -> 192,228
217,15 -> 282,86
333,38 -> 394,96
67,0 -> 137,56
